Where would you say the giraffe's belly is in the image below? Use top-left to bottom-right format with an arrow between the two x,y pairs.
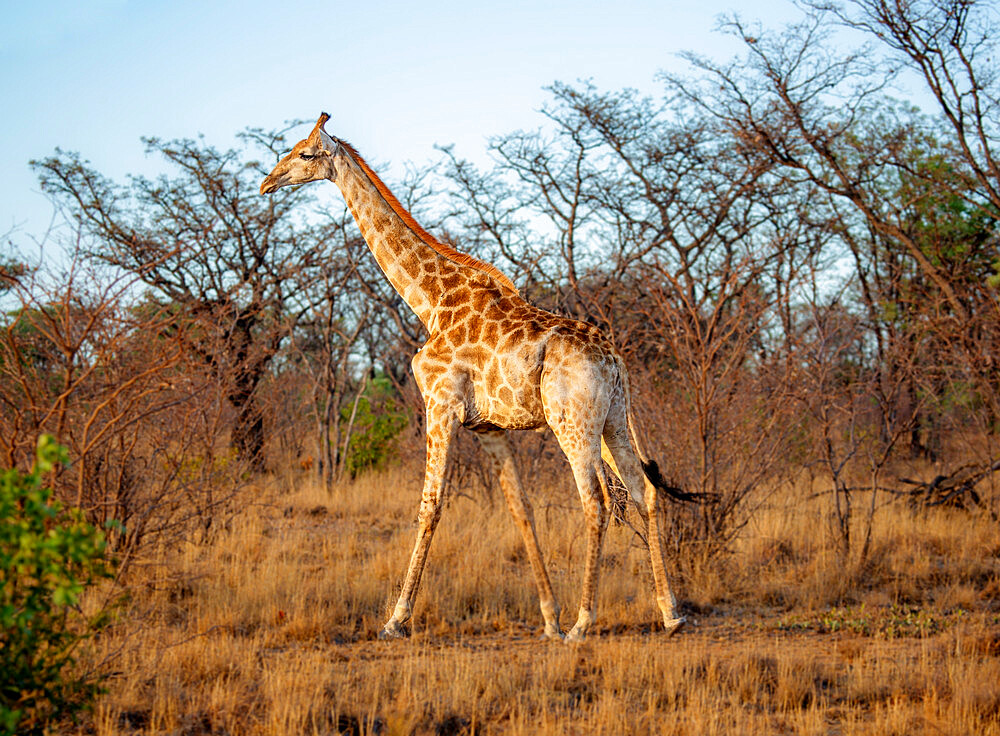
472,398 -> 546,431
466,353 -> 547,431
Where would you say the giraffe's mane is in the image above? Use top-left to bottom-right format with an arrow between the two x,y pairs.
337,140 -> 519,295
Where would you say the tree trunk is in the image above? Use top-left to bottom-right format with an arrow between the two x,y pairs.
232,398 -> 266,472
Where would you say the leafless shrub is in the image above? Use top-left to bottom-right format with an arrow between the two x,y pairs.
0,241 -> 253,565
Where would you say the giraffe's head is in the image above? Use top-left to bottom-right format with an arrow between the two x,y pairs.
260,113 -> 341,194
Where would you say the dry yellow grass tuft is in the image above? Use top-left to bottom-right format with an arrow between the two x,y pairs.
76,468 -> 1000,735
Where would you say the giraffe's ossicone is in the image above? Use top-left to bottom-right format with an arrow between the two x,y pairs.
261,113 -> 686,642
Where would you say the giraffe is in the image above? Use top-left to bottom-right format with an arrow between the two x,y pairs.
260,113 -> 686,642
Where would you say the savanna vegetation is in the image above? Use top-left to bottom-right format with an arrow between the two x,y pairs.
2,1 -> 999,733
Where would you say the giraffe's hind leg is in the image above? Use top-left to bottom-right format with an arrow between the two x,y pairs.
542,414 -> 610,643
602,407 -> 685,636
477,430 -> 563,640
540,349 -> 617,643
562,446 -> 610,642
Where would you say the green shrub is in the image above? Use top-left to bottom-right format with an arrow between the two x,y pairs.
342,375 -> 409,478
0,436 -> 116,735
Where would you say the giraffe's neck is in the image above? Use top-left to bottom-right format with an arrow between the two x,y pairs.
332,153 -> 482,333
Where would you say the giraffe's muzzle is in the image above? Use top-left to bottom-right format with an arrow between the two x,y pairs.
259,176 -> 279,195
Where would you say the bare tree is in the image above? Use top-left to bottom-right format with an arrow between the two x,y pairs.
806,0 -> 1000,207
679,16 -> 962,311
31,127 -> 337,469
286,217 -> 372,489
0,237 -> 254,565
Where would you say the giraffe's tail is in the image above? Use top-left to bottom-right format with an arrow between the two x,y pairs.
612,355 -> 711,505
624,409 -> 707,505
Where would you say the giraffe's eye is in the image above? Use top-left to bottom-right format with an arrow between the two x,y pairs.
299,153 -> 315,160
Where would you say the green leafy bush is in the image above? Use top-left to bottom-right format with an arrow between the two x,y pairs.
342,375 -> 409,478
0,436 -> 116,735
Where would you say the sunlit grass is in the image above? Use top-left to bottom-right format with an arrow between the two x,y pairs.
78,466 -> 1000,735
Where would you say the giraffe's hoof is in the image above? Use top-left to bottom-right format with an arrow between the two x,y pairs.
564,627 -> 587,644
540,627 -> 565,642
377,622 -> 408,640
662,616 -> 686,637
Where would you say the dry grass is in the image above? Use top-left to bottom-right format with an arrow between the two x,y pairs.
74,466 -> 1000,735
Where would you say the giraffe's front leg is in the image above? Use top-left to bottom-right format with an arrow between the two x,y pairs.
379,407 -> 457,640
477,430 -> 563,640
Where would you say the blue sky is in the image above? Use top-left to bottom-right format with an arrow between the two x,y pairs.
1,0 -> 805,246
